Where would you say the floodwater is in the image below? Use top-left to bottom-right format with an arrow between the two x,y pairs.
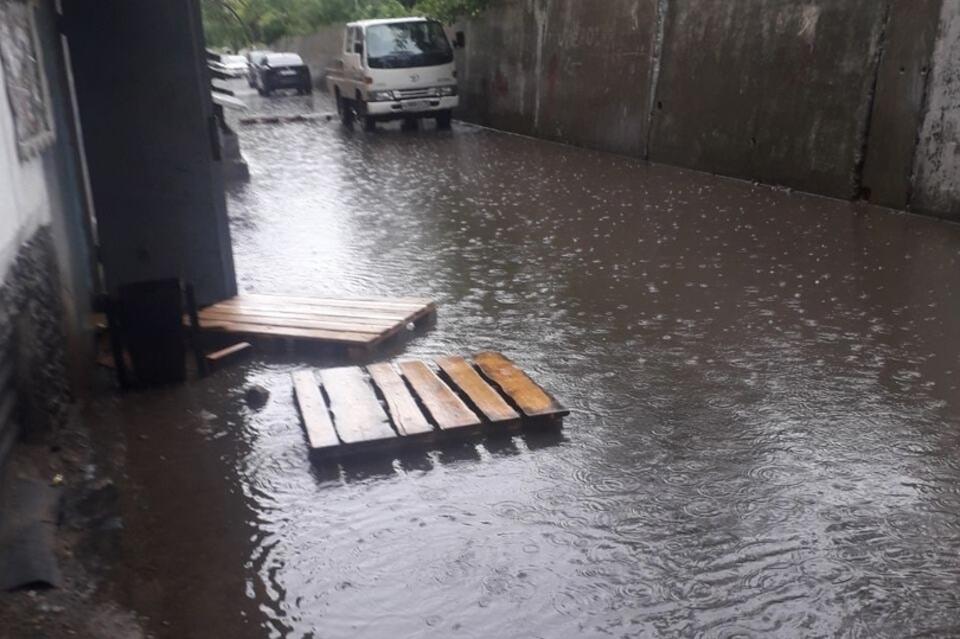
107,83 -> 960,638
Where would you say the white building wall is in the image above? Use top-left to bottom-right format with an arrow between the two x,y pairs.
0,59 -> 54,280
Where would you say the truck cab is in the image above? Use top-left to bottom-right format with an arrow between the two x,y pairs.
326,18 -> 460,131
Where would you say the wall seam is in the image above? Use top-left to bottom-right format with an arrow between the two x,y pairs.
532,0 -> 551,134
643,0 -> 669,161
854,0 -> 894,199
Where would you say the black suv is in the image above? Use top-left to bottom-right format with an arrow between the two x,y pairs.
252,52 -> 312,96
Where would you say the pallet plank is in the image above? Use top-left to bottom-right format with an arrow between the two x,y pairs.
367,363 -> 434,437
199,320 -> 377,344
199,309 -> 394,334
292,371 -> 340,451
436,356 -> 521,425
473,352 -> 568,418
204,302 -> 414,324
320,367 -> 397,445
399,360 -> 481,431
205,342 -> 252,368
239,293 -> 433,313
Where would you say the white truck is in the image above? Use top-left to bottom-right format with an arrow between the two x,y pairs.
326,18 -> 461,131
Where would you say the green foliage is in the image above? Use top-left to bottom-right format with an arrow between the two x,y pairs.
202,0 -> 489,48
414,0 -> 489,23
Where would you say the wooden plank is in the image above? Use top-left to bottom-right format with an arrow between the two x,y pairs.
473,352 -> 568,418
238,294 -> 434,313
203,302 -> 414,324
319,367 -> 397,445
398,360 -> 481,431
205,342 -> 252,366
436,355 -> 521,425
197,320 -> 377,344
367,363 -> 434,437
292,370 -> 340,451
199,309 -> 394,335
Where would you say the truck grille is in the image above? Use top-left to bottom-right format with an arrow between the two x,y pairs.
396,87 -> 435,99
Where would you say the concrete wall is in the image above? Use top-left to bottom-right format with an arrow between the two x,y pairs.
860,0 -> 942,210
278,2 -> 960,219
276,24 -> 346,89
912,2 -> 960,219
450,0 -> 960,220
649,0 -> 885,199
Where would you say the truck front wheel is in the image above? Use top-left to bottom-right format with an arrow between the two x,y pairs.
436,109 -> 452,130
337,92 -> 354,127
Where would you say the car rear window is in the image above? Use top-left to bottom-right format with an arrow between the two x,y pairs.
266,53 -> 303,66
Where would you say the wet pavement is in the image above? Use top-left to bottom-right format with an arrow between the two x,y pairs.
108,81 -> 960,638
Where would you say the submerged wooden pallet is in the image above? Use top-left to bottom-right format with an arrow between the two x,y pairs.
293,352 -> 568,459
238,112 -> 335,125
197,294 -> 436,352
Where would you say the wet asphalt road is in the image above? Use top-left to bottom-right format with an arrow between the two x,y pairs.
106,81 -> 960,638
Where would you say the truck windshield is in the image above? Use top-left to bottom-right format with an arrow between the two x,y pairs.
365,22 -> 453,69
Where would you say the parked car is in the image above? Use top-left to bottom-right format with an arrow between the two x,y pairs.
326,18 -> 461,131
245,49 -> 270,87
251,52 -> 312,96
219,54 -> 248,78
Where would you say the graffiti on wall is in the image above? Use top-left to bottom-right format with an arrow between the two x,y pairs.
0,0 -> 55,160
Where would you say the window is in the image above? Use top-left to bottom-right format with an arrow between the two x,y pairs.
365,21 -> 453,69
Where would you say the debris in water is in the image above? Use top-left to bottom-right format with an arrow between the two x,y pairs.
245,385 -> 270,409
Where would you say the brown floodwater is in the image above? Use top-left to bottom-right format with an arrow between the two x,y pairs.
104,83 -> 960,638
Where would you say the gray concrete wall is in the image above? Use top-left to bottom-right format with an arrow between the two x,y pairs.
861,0 -> 942,210
450,0 -> 960,219
282,2 -> 960,219
457,0 -> 892,200
649,0 -> 886,199
912,1 -> 960,220
459,0 -> 659,156
276,24 -> 346,89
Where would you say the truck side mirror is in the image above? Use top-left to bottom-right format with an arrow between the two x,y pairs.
454,31 -> 466,49
354,42 -> 364,55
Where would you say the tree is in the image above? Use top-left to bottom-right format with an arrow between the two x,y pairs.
202,0 -> 491,48
414,0 -> 490,23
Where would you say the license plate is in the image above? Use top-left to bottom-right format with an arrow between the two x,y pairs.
279,69 -> 296,76
402,100 -> 430,111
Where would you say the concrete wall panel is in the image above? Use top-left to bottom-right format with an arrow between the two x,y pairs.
648,0 -> 887,199
861,0 -> 942,210
535,0 -> 657,155
912,1 -> 960,221
457,0 -> 658,156
458,0 -> 541,135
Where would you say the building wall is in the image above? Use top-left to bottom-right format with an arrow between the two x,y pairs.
912,1 -> 960,219
0,0 -> 81,468
0,64 -> 53,277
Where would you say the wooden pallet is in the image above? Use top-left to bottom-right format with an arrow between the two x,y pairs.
238,112 -> 335,125
293,352 -> 568,460
196,294 -> 436,353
